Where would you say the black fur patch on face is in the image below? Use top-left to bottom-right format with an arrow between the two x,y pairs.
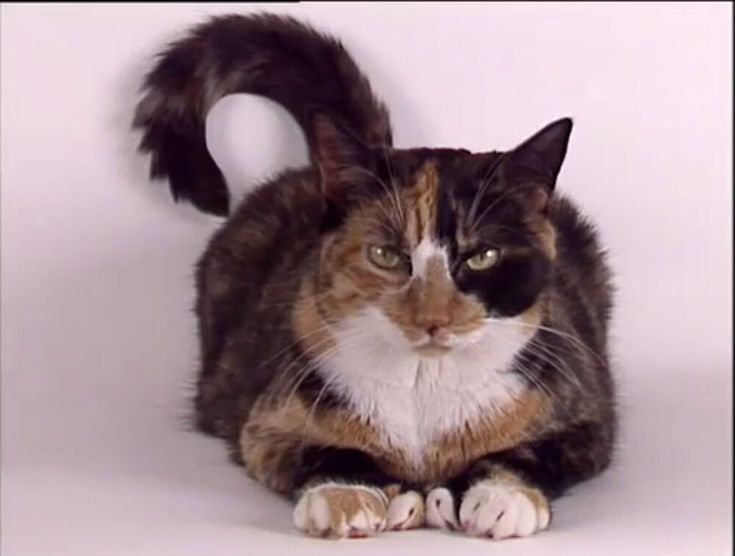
455,248 -> 552,316
431,152 -> 554,317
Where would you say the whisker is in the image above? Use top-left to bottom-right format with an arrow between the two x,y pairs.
265,325 -> 372,400
487,317 -> 607,367
271,330 -> 372,409
380,144 -> 405,224
266,334 -> 339,405
522,339 -> 583,388
469,182 -> 538,236
467,152 -> 509,229
463,329 -> 575,420
274,332 -> 373,419
256,318 -> 335,372
337,164 -> 404,227
513,356 -> 576,420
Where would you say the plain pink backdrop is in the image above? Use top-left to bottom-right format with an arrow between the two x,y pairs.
1,3 -> 732,555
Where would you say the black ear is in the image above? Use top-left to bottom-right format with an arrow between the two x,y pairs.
498,117 -> 573,212
312,113 -> 374,205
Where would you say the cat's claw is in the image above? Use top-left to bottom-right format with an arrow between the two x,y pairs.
425,487 -> 460,531
293,483 -> 387,539
459,480 -> 550,539
386,490 -> 425,531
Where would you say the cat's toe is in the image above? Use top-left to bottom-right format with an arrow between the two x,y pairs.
459,480 -> 550,539
425,487 -> 460,531
293,483 -> 387,538
386,490 -> 425,531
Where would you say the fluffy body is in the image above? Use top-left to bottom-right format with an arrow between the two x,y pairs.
133,13 -> 617,539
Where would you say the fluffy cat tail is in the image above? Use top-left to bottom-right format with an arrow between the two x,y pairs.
133,13 -> 393,216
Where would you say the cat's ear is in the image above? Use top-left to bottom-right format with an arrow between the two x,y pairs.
312,113 -> 373,205
500,117 -> 573,212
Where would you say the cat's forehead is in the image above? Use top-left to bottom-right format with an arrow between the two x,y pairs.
385,149 -> 506,202
387,147 -> 497,178
380,150 -> 517,247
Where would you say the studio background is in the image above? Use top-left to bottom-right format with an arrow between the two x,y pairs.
1,3 -> 731,555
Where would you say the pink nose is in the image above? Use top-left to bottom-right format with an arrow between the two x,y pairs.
414,314 -> 451,336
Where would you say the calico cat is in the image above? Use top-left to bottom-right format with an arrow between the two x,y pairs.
133,13 -> 616,539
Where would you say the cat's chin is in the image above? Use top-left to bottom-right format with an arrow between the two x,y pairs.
412,343 -> 453,358
410,335 -> 465,358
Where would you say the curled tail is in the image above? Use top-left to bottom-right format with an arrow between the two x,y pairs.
133,13 -> 392,216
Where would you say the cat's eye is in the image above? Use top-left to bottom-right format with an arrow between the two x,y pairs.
368,245 -> 401,270
466,248 -> 500,271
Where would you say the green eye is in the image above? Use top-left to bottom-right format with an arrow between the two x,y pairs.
368,245 -> 401,269
466,248 -> 500,271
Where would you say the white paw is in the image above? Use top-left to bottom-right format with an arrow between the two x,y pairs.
459,480 -> 550,539
386,490 -> 425,531
425,487 -> 459,531
293,483 -> 388,538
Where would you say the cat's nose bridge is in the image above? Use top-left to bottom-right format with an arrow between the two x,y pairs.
410,255 -> 455,331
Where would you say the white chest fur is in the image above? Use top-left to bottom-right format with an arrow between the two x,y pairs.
320,308 -> 530,469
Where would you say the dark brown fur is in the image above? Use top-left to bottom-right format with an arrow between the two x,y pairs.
133,13 -> 616,527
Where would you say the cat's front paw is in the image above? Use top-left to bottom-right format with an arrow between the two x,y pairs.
459,480 -> 550,539
293,483 -> 388,538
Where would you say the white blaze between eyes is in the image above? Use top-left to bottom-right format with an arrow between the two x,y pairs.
411,237 -> 450,279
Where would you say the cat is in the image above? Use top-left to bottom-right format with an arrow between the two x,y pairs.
133,13 -> 616,539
